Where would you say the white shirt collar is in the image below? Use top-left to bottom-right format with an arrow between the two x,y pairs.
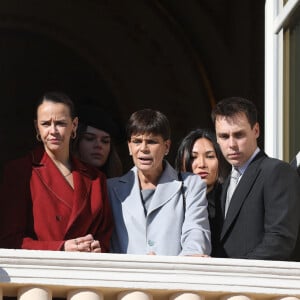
296,151 -> 300,167
235,147 -> 260,176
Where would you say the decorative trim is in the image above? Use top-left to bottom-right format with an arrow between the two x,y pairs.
1,249 -> 300,295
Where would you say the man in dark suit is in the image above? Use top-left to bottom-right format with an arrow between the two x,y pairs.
290,151 -> 300,261
211,97 -> 300,260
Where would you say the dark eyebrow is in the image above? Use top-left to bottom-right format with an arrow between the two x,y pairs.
206,150 -> 215,154
84,132 -> 111,138
232,130 -> 246,137
217,132 -> 228,137
84,132 -> 96,136
54,118 -> 68,122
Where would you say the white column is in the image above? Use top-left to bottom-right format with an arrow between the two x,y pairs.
118,291 -> 153,300
67,289 -> 103,300
274,297 -> 300,300
18,287 -> 51,300
170,292 -> 204,300
221,296 -> 253,300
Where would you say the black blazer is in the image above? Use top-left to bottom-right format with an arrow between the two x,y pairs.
207,182 -> 223,257
290,151 -> 300,261
214,151 -> 300,260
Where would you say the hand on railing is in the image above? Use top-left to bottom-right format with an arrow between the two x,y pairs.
63,234 -> 101,252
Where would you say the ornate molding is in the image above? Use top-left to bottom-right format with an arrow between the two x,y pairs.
1,249 -> 300,296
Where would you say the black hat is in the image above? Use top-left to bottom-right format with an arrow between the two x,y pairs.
77,105 -> 124,141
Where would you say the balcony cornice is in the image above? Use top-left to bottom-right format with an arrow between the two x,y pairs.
1,249 -> 300,296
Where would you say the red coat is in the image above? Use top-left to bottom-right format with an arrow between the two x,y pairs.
0,146 -> 113,252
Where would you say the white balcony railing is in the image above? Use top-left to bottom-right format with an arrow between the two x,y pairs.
1,248 -> 300,300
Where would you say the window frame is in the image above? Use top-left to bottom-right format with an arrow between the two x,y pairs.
265,0 -> 300,160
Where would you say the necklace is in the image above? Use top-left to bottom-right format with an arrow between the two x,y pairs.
51,157 -> 72,178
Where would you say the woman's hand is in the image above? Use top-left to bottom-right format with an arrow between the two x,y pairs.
64,234 -> 101,252
90,239 -> 101,252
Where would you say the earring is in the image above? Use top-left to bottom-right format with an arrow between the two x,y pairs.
36,133 -> 42,142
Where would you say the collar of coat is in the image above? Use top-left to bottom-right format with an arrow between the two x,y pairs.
30,144 -> 100,179
111,160 -> 184,217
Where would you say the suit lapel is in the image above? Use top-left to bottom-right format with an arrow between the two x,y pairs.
290,157 -> 297,169
113,168 -> 146,225
147,163 -> 181,216
112,162 -> 182,220
31,147 -> 74,208
66,158 -> 92,233
221,177 -> 230,216
221,151 -> 266,240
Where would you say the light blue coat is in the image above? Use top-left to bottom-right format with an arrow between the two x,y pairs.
107,161 -> 211,256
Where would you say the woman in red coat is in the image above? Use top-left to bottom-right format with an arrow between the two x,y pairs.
0,92 -> 113,252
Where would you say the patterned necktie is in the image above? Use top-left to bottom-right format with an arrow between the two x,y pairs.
225,167 -> 241,217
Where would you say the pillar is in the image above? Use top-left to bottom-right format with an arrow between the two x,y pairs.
67,289 -> 103,300
170,292 -> 204,300
18,287 -> 51,300
118,291 -> 153,300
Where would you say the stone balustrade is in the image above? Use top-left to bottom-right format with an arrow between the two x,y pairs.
0,249 -> 300,300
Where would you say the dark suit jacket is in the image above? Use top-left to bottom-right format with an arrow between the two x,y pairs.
207,182 -> 223,257
214,150 -> 300,260
0,145 -> 113,251
290,151 -> 300,260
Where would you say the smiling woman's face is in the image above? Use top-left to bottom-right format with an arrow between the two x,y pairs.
190,138 -> 219,192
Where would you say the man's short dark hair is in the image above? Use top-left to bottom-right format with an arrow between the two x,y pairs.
126,109 -> 171,141
211,97 -> 258,128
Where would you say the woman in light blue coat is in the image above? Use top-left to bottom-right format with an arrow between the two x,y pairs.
107,109 -> 211,256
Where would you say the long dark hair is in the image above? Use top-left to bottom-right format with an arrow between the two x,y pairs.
175,128 -> 230,183
73,122 -> 123,178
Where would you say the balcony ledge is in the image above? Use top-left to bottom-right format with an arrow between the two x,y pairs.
1,249 -> 300,298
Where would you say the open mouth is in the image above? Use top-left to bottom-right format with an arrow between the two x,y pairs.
199,172 -> 208,178
138,157 -> 153,164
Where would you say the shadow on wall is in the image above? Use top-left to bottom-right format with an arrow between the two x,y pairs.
0,1 -> 264,172
0,1 -> 214,172
0,28 -> 121,169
